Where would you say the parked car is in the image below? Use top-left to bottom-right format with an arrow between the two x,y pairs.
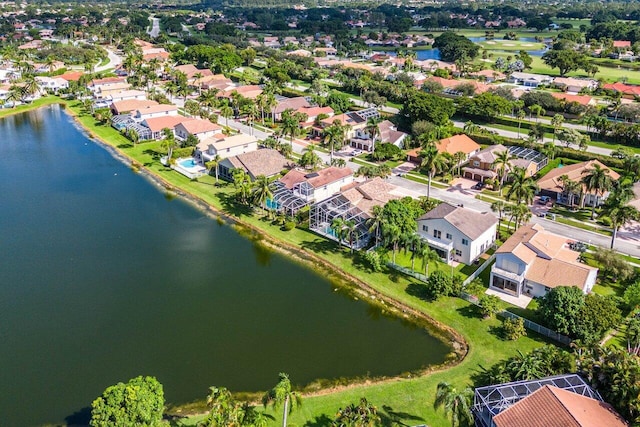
539,195 -> 550,204
472,181 -> 486,190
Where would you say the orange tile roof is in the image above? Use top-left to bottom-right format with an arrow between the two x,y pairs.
603,82 -> 640,95
59,71 -> 83,82
111,99 -> 159,114
494,385 -> 628,427
178,118 -> 220,134
537,160 -> 620,195
436,134 -> 481,155
551,92 -> 594,106
135,104 -> 179,115
143,116 -> 193,132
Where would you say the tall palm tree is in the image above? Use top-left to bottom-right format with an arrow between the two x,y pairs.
323,120 -> 347,165
419,245 -> 440,277
492,149 -> 516,196
420,142 -> 447,200
219,103 -> 233,127
434,382 -> 473,427
551,113 -> 564,144
453,151 -> 466,176
365,116 -> 382,152
160,128 -> 177,164
366,205 -> 385,247
510,203 -> 532,230
491,200 -> 506,239
331,217 -> 346,246
280,109 -> 301,150
205,155 -> 222,184
529,104 -> 545,122
242,103 -> 259,136
506,167 -> 538,204
344,220 -> 357,253
516,109 -> 526,138
581,164 -> 613,219
601,196 -> 640,249
383,224 -> 402,264
252,175 -> 273,216
262,373 -> 302,427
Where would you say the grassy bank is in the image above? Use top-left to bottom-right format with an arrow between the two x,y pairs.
31,98 -> 547,427
0,97 -> 61,119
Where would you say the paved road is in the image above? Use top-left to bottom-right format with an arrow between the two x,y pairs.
148,17 -> 160,38
95,47 -> 121,73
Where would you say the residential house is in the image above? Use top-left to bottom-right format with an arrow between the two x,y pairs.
174,118 -> 221,142
537,160 -> 620,207
613,40 -> 632,49
317,107 -> 379,139
462,145 -> 545,182
95,83 -> 132,99
196,133 -> 258,162
89,76 -> 128,93
435,134 -> 481,160
287,49 -> 312,57
218,148 -> 290,181
111,99 -> 159,115
310,177 -> 402,249
35,76 -> 68,93
141,115 -> 193,140
473,374 -> 628,427
272,167 -> 354,215
417,203 -> 497,265
350,120 -> 408,151
108,90 -> 147,103
552,77 -> 598,93
602,82 -> 640,98
490,224 -> 598,298
272,96 -> 311,121
174,64 -> 214,81
58,71 -> 83,82
507,72 -> 554,88
468,69 -> 506,83
551,92 -> 597,107
219,85 -> 263,100
132,104 -> 179,122
296,106 -> 334,128
314,47 -> 337,57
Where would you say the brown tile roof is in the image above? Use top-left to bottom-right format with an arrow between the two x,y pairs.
143,116 -> 193,132
111,99 -> 159,114
341,177 -> 400,217
436,134 -> 481,156
378,120 -> 407,145
227,149 -> 291,178
92,76 -> 127,86
219,85 -> 263,99
494,385 -> 628,427
281,167 -> 353,189
174,64 -> 214,79
178,118 -> 220,134
274,96 -> 311,114
135,104 -> 179,115
418,203 -> 497,239
537,160 -> 620,195
497,224 -> 597,290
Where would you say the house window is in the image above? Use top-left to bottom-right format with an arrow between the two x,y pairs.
226,148 -> 230,152
433,230 -> 441,239
462,238 -> 469,246
446,233 -> 452,240
422,225 -> 428,232
473,161 -> 480,167
455,249 -> 462,256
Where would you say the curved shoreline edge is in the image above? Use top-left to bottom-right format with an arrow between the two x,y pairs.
32,102 -> 470,405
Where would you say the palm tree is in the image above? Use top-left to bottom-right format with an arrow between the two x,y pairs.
492,149 -> 516,196
406,234 -> 422,272
219,104 -> 233,127
510,203 -> 532,229
365,116 -> 382,152
506,167 -> 538,204
601,196 -> 640,249
331,217 -> 346,246
453,151 -> 466,176
560,176 -> 581,208
344,220 -> 357,253
333,398 -> 381,426
434,382 -> 473,427
541,142 -> 557,161
280,109 -> 301,150
205,155 -> 222,184
252,175 -> 273,216
242,103 -> 259,136
420,142 -> 447,200
491,200 -> 506,239
516,109 -> 526,138
551,114 -> 564,144
581,164 -> 613,219
160,128 -> 177,164
262,373 -> 302,427
383,224 -> 402,264
529,104 -> 545,122
366,205 -> 385,247
323,120 -> 347,165
419,245 -> 440,277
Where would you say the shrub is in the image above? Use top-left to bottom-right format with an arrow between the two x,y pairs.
424,270 -> 456,300
283,221 -> 296,231
478,294 -> 502,318
503,317 -> 526,340
362,251 -> 383,272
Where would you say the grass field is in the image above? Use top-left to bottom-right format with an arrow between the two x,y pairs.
0,97 -> 60,119
477,39 -> 546,52
50,98 -> 550,427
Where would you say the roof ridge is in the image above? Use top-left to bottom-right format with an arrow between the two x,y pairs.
547,386 -> 583,427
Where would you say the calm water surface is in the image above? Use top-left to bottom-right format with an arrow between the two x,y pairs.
0,106 -> 451,426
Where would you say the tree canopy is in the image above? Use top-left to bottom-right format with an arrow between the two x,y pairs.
433,32 -> 480,63
90,376 -> 164,427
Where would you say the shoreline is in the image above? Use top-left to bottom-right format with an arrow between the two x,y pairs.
54,101 -> 469,401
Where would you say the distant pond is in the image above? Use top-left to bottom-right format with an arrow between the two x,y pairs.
0,106 -> 452,426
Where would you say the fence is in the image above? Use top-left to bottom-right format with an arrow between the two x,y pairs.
386,260 -> 572,345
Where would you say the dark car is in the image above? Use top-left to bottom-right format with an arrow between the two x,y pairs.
472,182 -> 486,190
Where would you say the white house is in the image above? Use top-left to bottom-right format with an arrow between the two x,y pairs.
490,224 -> 598,298
108,90 -> 147,103
195,133 -> 258,162
35,76 -> 68,93
417,203 -> 498,265
133,105 -> 179,122
350,120 -> 408,152
174,119 -> 221,142
280,167 -> 354,203
507,72 -> 554,88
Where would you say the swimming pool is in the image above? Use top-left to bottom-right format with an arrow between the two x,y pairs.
179,158 -> 197,168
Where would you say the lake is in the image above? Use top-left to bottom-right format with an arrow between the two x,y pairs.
0,106 -> 451,426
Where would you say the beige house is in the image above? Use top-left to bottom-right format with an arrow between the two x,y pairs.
133,105 -> 179,121
463,145 -> 541,182
196,133 -> 258,162
174,119 -> 221,142
417,203 -> 497,265
490,224 -> 598,298
218,149 -> 291,181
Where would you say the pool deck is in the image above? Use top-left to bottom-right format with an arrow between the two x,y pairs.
172,157 -> 207,179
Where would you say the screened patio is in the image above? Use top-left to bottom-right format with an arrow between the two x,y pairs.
309,193 -> 370,250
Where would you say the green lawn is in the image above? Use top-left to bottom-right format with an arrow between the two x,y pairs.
46,98 -> 549,427
477,40 -> 545,52
0,97 -> 61,119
